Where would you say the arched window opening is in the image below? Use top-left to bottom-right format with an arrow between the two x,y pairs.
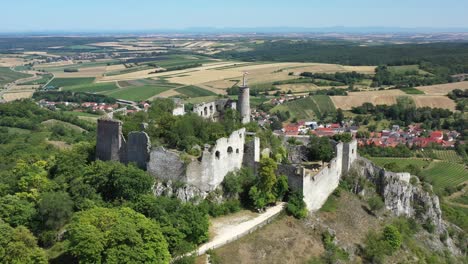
227,147 -> 233,154
204,107 -> 208,116
236,149 -> 240,154
215,151 -> 221,159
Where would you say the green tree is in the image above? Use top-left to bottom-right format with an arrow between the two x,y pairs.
0,195 -> 36,227
67,207 -> 170,264
255,157 -> 278,206
336,108 -> 344,124
275,175 -> 289,201
0,222 -> 47,264
38,191 -> 74,230
84,161 -> 154,202
129,195 -> 209,255
308,136 -> 334,163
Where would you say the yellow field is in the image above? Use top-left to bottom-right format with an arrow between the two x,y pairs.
53,66 -> 107,78
276,83 -> 346,93
416,81 -> 468,95
413,95 -> 456,110
2,91 -> 35,101
0,57 -> 25,67
331,90 -> 456,110
331,90 -> 404,110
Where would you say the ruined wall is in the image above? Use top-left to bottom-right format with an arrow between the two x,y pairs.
342,140 -> 358,175
172,105 -> 185,116
147,147 -> 186,182
127,131 -> 151,170
243,137 -> 260,168
282,140 -> 358,211
186,128 -> 246,191
147,129 -> 246,192
193,101 -> 217,120
96,119 -> 125,161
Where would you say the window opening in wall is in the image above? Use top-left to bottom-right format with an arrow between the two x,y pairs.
215,151 -> 220,159
227,147 -> 233,154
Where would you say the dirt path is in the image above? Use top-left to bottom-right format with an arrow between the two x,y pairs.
196,202 -> 285,256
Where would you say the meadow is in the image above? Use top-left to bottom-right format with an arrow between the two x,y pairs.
102,85 -> 171,101
270,95 -> 336,120
48,77 -> 95,88
175,86 -> 216,97
62,82 -> 119,93
0,67 -> 32,86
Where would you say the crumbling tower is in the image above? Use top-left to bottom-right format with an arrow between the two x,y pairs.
96,119 -> 126,161
238,72 -> 251,124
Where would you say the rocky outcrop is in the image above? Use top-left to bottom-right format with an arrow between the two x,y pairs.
152,181 -> 207,203
351,158 -> 444,233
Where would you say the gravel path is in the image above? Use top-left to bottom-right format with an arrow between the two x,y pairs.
196,202 -> 285,256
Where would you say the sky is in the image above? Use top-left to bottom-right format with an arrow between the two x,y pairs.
2,0 -> 468,32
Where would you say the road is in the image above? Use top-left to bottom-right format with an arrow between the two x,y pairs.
196,202 -> 285,256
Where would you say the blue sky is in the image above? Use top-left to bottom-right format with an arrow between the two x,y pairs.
2,0 -> 468,32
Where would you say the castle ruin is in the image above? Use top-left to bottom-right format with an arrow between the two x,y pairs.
96,119 -> 260,193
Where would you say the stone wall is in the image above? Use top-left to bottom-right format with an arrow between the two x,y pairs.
282,140 -> 357,211
127,131 -> 151,169
243,137 -> 260,168
147,128 -> 247,192
96,119 -> 126,162
193,101 -> 217,120
147,147 -> 186,182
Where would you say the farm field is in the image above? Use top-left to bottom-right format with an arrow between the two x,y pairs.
175,86 -> 216,97
368,157 -> 432,171
0,67 -> 33,87
62,82 -> 119,93
415,81 -> 468,95
400,87 -> 425,94
270,95 -> 335,120
330,90 -> 456,110
416,150 -> 464,163
19,73 -> 53,85
421,161 -> 467,193
49,77 -> 95,88
2,91 -> 35,102
388,65 -> 431,75
102,85 -> 171,101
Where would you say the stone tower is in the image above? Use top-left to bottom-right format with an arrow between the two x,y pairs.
96,119 -> 125,161
238,72 -> 250,124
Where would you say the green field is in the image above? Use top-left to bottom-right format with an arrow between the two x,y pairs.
48,77 -> 95,88
368,157 -> 432,171
0,67 -> 33,87
67,45 -> 99,50
415,150 -> 464,163
35,60 -> 118,72
62,82 -> 118,93
20,74 -> 53,85
103,85 -> 171,101
400,87 -> 425,94
270,95 -> 336,120
421,161 -> 467,193
384,65 -> 432,75
175,86 -> 216,97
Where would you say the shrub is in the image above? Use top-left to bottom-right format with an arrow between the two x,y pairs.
287,191 -> 308,219
368,196 -> 385,212
383,225 -> 402,251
